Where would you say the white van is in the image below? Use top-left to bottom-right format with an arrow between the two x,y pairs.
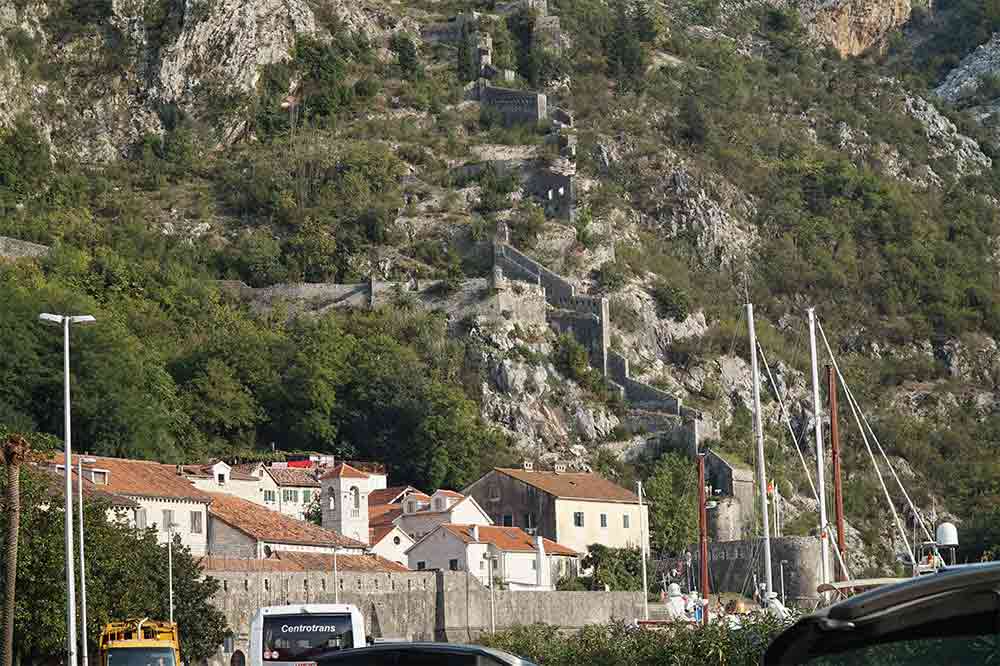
249,604 -> 366,666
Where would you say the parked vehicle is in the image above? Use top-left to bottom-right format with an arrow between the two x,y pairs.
99,618 -> 180,666
312,642 -> 538,665
763,562 -> 1000,664
249,604 -> 367,666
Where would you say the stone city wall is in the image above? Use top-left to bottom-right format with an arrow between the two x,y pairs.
480,83 -> 548,125
0,236 -> 50,260
205,569 -> 641,665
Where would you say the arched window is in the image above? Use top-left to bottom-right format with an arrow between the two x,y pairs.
328,488 -> 336,510
350,487 -> 360,517
230,650 -> 246,666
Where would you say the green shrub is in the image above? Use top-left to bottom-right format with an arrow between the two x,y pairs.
597,261 -> 630,292
650,281 -> 691,321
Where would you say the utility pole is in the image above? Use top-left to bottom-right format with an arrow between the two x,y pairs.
697,454 -> 710,626
747,303 -> 773,602
807,308 -> 831,587
637,481 -> 649,621
828,365 -> 848,580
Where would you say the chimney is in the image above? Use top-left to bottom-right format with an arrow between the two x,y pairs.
522,460 -> 534,471
176,464 -> 183,476
535,535 -> 546,588
471,525 -> 480,541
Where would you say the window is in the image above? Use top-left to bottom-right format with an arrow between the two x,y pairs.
190,511 -> 202,534
502,514 -> 513,527
623,514 -> 630,529
417,561 -> 426,570
136,508 -> 147,530
393,536 -> 401,546
263,490 -> 276,505
162,509 -> 174,531
433,498 -> 444,511
350,487 -> 360,518
282,489 -> 300,503
531,560 -> 537,570
573,512 -> 584,527
406,500 -> 417,513
217,473 -> 225,485
302,490 -> 312,503
600,513 -> 608,528
449,559 -> 460,571
523,513 -> 535,529
328,490 -> 335,510
480,560 -> 485,570
90,470 -> 108,485
489,485 -> 500,501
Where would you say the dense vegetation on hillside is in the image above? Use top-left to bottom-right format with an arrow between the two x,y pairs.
1,0 -> 1000,558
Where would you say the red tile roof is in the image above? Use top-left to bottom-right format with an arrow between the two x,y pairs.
32,466 -> 139,509
321,463 -> 369,480
494,468 -> 639,503
267,467 -> 321,488
369,504 -> 403,527
369,524 -> 403,545
200,552 -> 409,573
181,464 -> 257,481
368,486 -> 426,506
433,489 -> 464,498
442,524 -> 579,556
49,454 -> 211,503
205,492 -> 365,549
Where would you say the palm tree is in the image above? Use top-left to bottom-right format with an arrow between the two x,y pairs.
1,434 -> 30,666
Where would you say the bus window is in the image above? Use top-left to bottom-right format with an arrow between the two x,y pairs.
106,648 -> 177,666
262,614 -> 353,661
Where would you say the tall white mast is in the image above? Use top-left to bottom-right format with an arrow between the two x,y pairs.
747,303 -> 773,602
808,308 -> 831,586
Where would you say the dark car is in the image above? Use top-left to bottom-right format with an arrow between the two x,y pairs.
310,641 -> 538,666
763,562 -> 1000,665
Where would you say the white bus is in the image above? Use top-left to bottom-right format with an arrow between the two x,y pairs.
249,604 -> 366,666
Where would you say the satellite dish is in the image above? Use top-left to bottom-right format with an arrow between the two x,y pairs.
936,522 -> 959,547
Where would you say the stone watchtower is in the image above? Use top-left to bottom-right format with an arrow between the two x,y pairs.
320,463 -> 371,545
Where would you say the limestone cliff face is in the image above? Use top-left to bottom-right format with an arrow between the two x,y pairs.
803,0 -> 911,57
0,0 -> 395,160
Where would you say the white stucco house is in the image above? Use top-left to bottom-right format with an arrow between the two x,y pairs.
183,461 -> 264,504
406,523 -> 579,589
369,524 -> 414,566
394,490 -> 493,541
51,454 -> 212,555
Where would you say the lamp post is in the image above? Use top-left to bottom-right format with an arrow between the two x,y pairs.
484,553 -> 497,634
39,312 -> 95,666
637,481 -> 649,621
77,456 -> 97,666
780,560 -> 789,607
167,522 -> 180,624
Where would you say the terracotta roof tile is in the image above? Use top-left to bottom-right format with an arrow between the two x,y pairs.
32,466 -> 139,509
368,486 -> 426,506
433,489 -> 464,498
320,463 -> 369,480
205,492 -> 365,548
267,468 -> 321,488
199,552 -> 409,573
181,464 -> 257,481
49,454 -> 211,503
369,504 -> 403,526
495,468 -> 639,503
442,524 -> 579,556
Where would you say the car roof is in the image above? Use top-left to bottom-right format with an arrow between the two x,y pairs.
317,641 -> 535,664
764,562 -> 1000,664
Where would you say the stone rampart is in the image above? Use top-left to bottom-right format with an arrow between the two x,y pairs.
480,83 -> 548,125
0,236 -> 49,260
205,569 -> 640,664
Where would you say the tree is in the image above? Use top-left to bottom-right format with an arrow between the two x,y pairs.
389,33 -> 422,80
644,452 -> 698,556
0,468 -> 229,663
606,0 -> 646,92
581,544 -> 644,590
0,434 -> 29,666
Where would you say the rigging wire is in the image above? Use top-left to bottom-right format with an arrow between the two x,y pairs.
757,340 -> 854,581
815,321 -> 916,565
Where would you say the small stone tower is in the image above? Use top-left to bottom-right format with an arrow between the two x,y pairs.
320,463 -> 371,545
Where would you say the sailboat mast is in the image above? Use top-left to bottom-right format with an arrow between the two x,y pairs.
747,303 -> 773,602
828,365 -> 848,581
808,308 -> 831,586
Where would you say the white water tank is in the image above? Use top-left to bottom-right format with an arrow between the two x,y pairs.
936,522 -> 959,547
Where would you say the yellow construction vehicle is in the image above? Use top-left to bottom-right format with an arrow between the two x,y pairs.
99,618 -> 181,666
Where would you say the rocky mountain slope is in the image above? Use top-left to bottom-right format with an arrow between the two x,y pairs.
2,0 -> 1000,569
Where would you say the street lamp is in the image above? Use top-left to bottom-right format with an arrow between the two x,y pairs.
39,312 -> 96,666
483,553 -> 497,634
780,560 -> 789,607
637,480 -> 649,621
77,456 -> 97,666
167,522 -> 180,624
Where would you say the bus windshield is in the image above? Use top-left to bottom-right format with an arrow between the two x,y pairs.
262,613 -> 354,661
106,647 -> 176,666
